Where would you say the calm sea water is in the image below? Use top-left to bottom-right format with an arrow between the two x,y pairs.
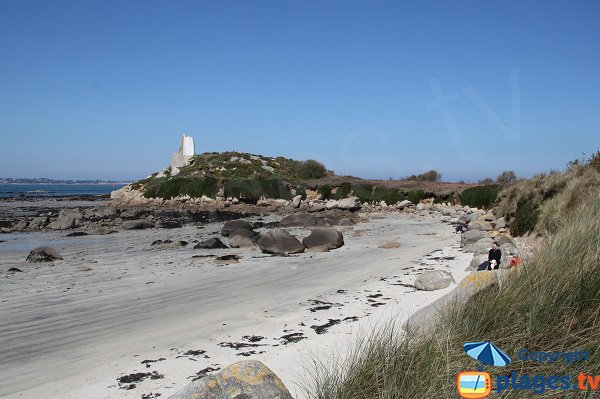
0,184 -> 128,198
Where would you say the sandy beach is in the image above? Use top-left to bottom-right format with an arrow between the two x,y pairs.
0,209 -> 471,399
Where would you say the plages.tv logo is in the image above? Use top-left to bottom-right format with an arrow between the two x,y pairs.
457,341 -> 511,399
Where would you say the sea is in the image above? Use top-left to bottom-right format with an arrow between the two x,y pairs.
0,184 -> 128,198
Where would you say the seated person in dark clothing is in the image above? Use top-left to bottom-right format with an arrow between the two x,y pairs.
477,241 -> 502,271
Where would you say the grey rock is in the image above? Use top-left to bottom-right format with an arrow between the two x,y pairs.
29,216 -> 49,229
11,220 -> 29,232
26,246 -> 63,263
494,235 -> 515,247
194,237 -> 228,249
47,216 -> 77,230
302,228 -> 344,252
469,254 -> 489,271
461,229 -> 486,247
470,220 -> 494,231
466,237 -> 494,255
337,197 -> 361,211
258,229 -> 305,255
292,195 -> 302,208
228,229 -> 259,248
280,212 -> 318,227
404,270 -> 510,334
396,199 -> 413,209
123,219 -> 154,230
495,217 -> 506,229
152,240 -> 189,249
221,220 -> 253,237
441,207 -> 457,216
414,270 -> 455,291
168,360 -> 293,399
156,220 -> 183,229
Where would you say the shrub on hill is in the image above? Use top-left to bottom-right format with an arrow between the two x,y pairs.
460,185 -> 500,209
143,176 -> 218,199
224,178 -> 291,203
295,159 -> 327,179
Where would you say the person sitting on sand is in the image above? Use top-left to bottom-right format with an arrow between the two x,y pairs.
477,241 -> 502,271
455,223 -> 468,234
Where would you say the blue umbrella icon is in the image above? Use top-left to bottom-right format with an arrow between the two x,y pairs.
463,341 -> 511,367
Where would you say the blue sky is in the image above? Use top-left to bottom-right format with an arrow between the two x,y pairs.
1,1 -> 599,181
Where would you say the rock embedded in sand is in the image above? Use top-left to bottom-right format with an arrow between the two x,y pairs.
194,237 -> 228,249
221,220 -> 253,237
123,219 -> 154,230
152,240 -> 189,249
214,255 -> 240,265
168,360 -> 293,399
414,270 -> 455,291
379,242 -> 401,249
257,229 -> 305,255
302,228 -> 344,251
228,229 -> 258,248
26,246 -> 63,263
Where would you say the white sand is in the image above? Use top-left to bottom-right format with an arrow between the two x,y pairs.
0,211 -> 471,399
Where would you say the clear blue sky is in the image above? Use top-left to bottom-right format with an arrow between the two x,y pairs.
1,1 -> 599,181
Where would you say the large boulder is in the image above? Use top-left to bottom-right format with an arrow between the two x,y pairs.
404,270 -> 511,333
26,246 -> 63,263
123,219 -> 154,230
466,237 -> 494,255
441,207 -> 457,216
494,235 -> 515,247
28,216 -> 49,229
469,254 -> 489,271
461,229 -> 486,247
258,229 -> 305,255
414,270 -> 455,291
470,220 -> 494,231
495,217 -> 506,229
228,229 -> 259,248
302,228 -> 344,252
168,360 -> 293,399
11,220 -> 29,232
292,195 -> 302,208
337,197 -> 361,211
280,212 -> 318,227
221,220 -> 254,237
395,199 -> 413,209
194,237 -> 228,249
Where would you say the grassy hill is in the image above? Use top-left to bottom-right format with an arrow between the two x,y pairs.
130,151 -> 474,204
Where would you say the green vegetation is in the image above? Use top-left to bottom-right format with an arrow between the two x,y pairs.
496,170 -> 518,185
306,186 -> 600,399
509,198 -> 540,236
295,159 -> 327,179
406,189 -> 425,204
142,176 -> 218,199
405,169 -> 442,182
223,178 -> 291,203
333,182 -> 352,200
317,185 -> 332,200
460,184 -> 500,209
495,154 -> 600,235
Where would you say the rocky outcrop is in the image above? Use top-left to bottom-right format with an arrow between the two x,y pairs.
414,270 -> 455,291
302,228 -> 344,252
123,219 -> 154,230
228,229 -> 259,248
26,246 -> 63,263
194,237 -> 228,249
221,220 -> 254,237
168,360 -> 293,399
151,240 -> 189,249
258,229 -> 305,255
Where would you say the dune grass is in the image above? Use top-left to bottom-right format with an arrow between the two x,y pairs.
305,188 -> 600,398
